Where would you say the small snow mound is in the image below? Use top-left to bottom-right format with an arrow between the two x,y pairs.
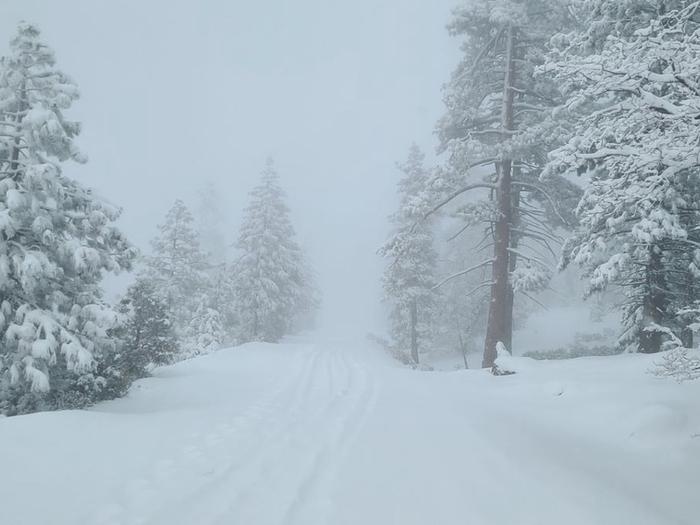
493,342 -> 538,375
493,343 -> 517,375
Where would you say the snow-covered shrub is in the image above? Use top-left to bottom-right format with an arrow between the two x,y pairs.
523,331 -> 620,360
653,347 -> 700,383
182,303 -> 224,358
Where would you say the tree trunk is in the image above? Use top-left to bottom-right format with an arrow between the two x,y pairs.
459,333 -> 469,369
503,183 -> 520,353
482,25 -> 516,368
410,298 -> 419,364
639,245 -> 667,353
681,328 -> 693,349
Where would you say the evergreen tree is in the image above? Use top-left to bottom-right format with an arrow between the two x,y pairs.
434,0 -> 581,367
145,199 -> 209,336
233,158 -> 316,343
544,0 -> 700,352
184,302 -> 224,357
0,23 -> 135,413
118,279 -> 178,374
208,262 -> 238,343
380,145 -> 438,364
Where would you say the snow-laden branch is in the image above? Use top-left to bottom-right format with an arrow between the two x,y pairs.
507,248 -> 550,269
421,183 -> 497,222
511,181 -> 570,227
432,259 -> 494,290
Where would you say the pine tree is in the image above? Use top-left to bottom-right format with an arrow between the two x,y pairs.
380,145 -> 438,364
233,158 -> 316,343
118,279 -> 178,373
208,262 -> 238,343
145,199 -> 209,336
184,302 -> 224,357
434,0 -> 581,367
544,0 -> 700,353
0,23 -> 135,413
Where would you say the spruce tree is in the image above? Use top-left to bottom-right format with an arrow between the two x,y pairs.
233,159 -> 316,343
380,145 -> 438,364
0,23 -> 135,413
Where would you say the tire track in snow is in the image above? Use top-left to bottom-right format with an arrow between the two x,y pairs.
84,345 -> 321,525
283,346 -> 377,525
185,344 -> 375,525
155,344 -> 331,524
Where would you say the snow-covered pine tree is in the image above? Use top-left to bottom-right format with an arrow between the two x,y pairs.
207,262 -> 238,343
233,158 -> 316,343
118,279 -> 178,374
544,1 -> 700,353
183,301 -> 224,357
434,0 -> 581,367
379,145 -> 438,364
0,23 -> 135,413
144,199 -> 209,337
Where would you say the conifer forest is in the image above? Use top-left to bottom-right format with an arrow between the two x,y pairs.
1,2 -> 699,524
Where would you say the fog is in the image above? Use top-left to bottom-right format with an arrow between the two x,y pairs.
4,3 -> 700,522
0,0 -> 459,336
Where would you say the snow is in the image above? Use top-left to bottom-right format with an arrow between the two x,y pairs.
1,337 -> 699,525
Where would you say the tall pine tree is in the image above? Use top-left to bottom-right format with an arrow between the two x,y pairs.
435,0 -> 580,367
0,23 -> 134,412
144,199 -> 209,337
234,159 -> 316,343
380,145 -> 438,364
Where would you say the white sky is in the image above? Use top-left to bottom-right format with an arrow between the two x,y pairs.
0,0 -> 460,335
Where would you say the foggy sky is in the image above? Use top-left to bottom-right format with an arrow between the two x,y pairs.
0,0 -> 459,336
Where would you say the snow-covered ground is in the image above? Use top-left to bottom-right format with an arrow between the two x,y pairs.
2,337 -> 699,525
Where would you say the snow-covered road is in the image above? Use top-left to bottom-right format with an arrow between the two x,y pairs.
2,339 -> 699,525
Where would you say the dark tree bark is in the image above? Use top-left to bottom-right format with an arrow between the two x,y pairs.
483,25 -> 516,368
639,246 -> 667,354
503,183 -> 521,353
